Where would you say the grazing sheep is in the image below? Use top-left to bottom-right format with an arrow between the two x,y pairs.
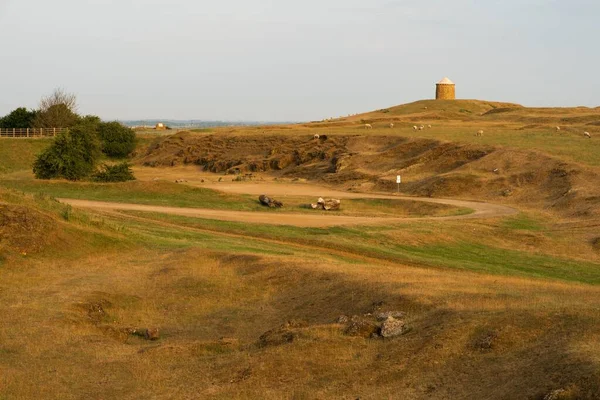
476,130 -> 484,137
556,126 -> 561,131
413,126 -> 418,130
584,131 -> 591,138
365,124 -> 373,129
389,123 -> 394,128
313,134 -> 320,140
428,124 -> 432,128
419,125 -> 424,130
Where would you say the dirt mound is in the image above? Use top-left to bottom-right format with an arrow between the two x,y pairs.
140,132 -> 347,174
0,204 -> 59,255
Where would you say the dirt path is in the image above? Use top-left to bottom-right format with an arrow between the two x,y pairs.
201,181 -> 516,218
59,182 -> 516,227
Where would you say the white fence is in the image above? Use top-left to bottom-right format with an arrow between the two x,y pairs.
0,128 -> 68,138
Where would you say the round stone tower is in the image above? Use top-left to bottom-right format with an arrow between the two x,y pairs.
436,77 -> 456,100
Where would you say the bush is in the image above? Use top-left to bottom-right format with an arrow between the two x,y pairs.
33,124 -> 101,181
0,107 -> 38,129
92,162 -> 135,182
98,122 -> 137,158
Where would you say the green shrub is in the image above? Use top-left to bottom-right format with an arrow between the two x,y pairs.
98,122 -> 137,158
0,107 -> 38,129
33,124 -> 101,181
92,162 -> 135,182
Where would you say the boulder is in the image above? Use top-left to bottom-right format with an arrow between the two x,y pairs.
312,197 -> 341,211
380,317 -> 407,338
344,317 -> 379,338
145,328 -> 160,341
258,194 -> 283,208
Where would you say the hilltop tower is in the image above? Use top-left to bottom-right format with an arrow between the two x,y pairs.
436,77 -> 456,100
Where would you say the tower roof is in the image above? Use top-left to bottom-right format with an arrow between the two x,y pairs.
437,77 -> 455,85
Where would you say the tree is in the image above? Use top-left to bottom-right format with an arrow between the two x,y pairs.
0,107 -> 38,129
33,88 -> 80,128
79,115 -> 101,126
33,123 -> 101,181
97,121 -> 137,158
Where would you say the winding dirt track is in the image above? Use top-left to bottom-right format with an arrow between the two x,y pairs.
59,182 -> 517,228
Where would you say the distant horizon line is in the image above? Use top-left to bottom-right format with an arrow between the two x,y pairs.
118,118 -> 301,122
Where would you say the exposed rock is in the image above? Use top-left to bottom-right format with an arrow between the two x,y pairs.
543,389 -> 567,400
376,311 -> 406,321
380,317 -> 407,338
258,194 -> 283,208
312,197 -> 341,211
145,328 -> 160,341
344,317 -> 379,338
258,320 -> 307,347
85,300 -> 111,324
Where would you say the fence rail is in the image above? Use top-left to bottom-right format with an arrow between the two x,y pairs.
0,128 -> 68,138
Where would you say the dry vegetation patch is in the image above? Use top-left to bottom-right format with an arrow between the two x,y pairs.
2,239 -> 600,398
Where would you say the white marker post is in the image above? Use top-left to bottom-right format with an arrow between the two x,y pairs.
396,175 -> 401,193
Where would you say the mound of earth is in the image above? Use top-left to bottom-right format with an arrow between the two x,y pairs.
139,133 -> 600,219
0,203 -> 59,255
312,99 -> 600,128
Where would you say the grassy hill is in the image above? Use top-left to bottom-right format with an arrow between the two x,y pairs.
335,99 -> 600,127
1,100 -> 600,399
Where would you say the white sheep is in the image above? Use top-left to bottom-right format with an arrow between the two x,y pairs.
413,126 -> 418,130
313,134 -> 320,139
365,124 -> 373,129
428,124 -> 432,128
556,126 -> 561,131
389,123 -> 394,128
476,130 -> 484,136
419,125 -> 424,130
584,131 -> 591,138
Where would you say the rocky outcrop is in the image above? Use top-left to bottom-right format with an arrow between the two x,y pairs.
344,318 -> 380,338
380,317 -> 406,338
311,198 -> 341,211
339,311 -> 408,339
259,194 -> 283,208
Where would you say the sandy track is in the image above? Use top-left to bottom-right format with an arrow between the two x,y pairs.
59,183 -> 516,227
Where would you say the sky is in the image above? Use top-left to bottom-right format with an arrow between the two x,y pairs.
0,0 -> 598,121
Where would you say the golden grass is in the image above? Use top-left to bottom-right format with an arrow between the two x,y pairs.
2,241 -> 600,399
1,98 -> 600,398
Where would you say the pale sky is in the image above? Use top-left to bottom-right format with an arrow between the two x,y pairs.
0,0 -> 598,121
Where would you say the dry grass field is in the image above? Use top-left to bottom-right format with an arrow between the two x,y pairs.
1,99 -> 600,399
